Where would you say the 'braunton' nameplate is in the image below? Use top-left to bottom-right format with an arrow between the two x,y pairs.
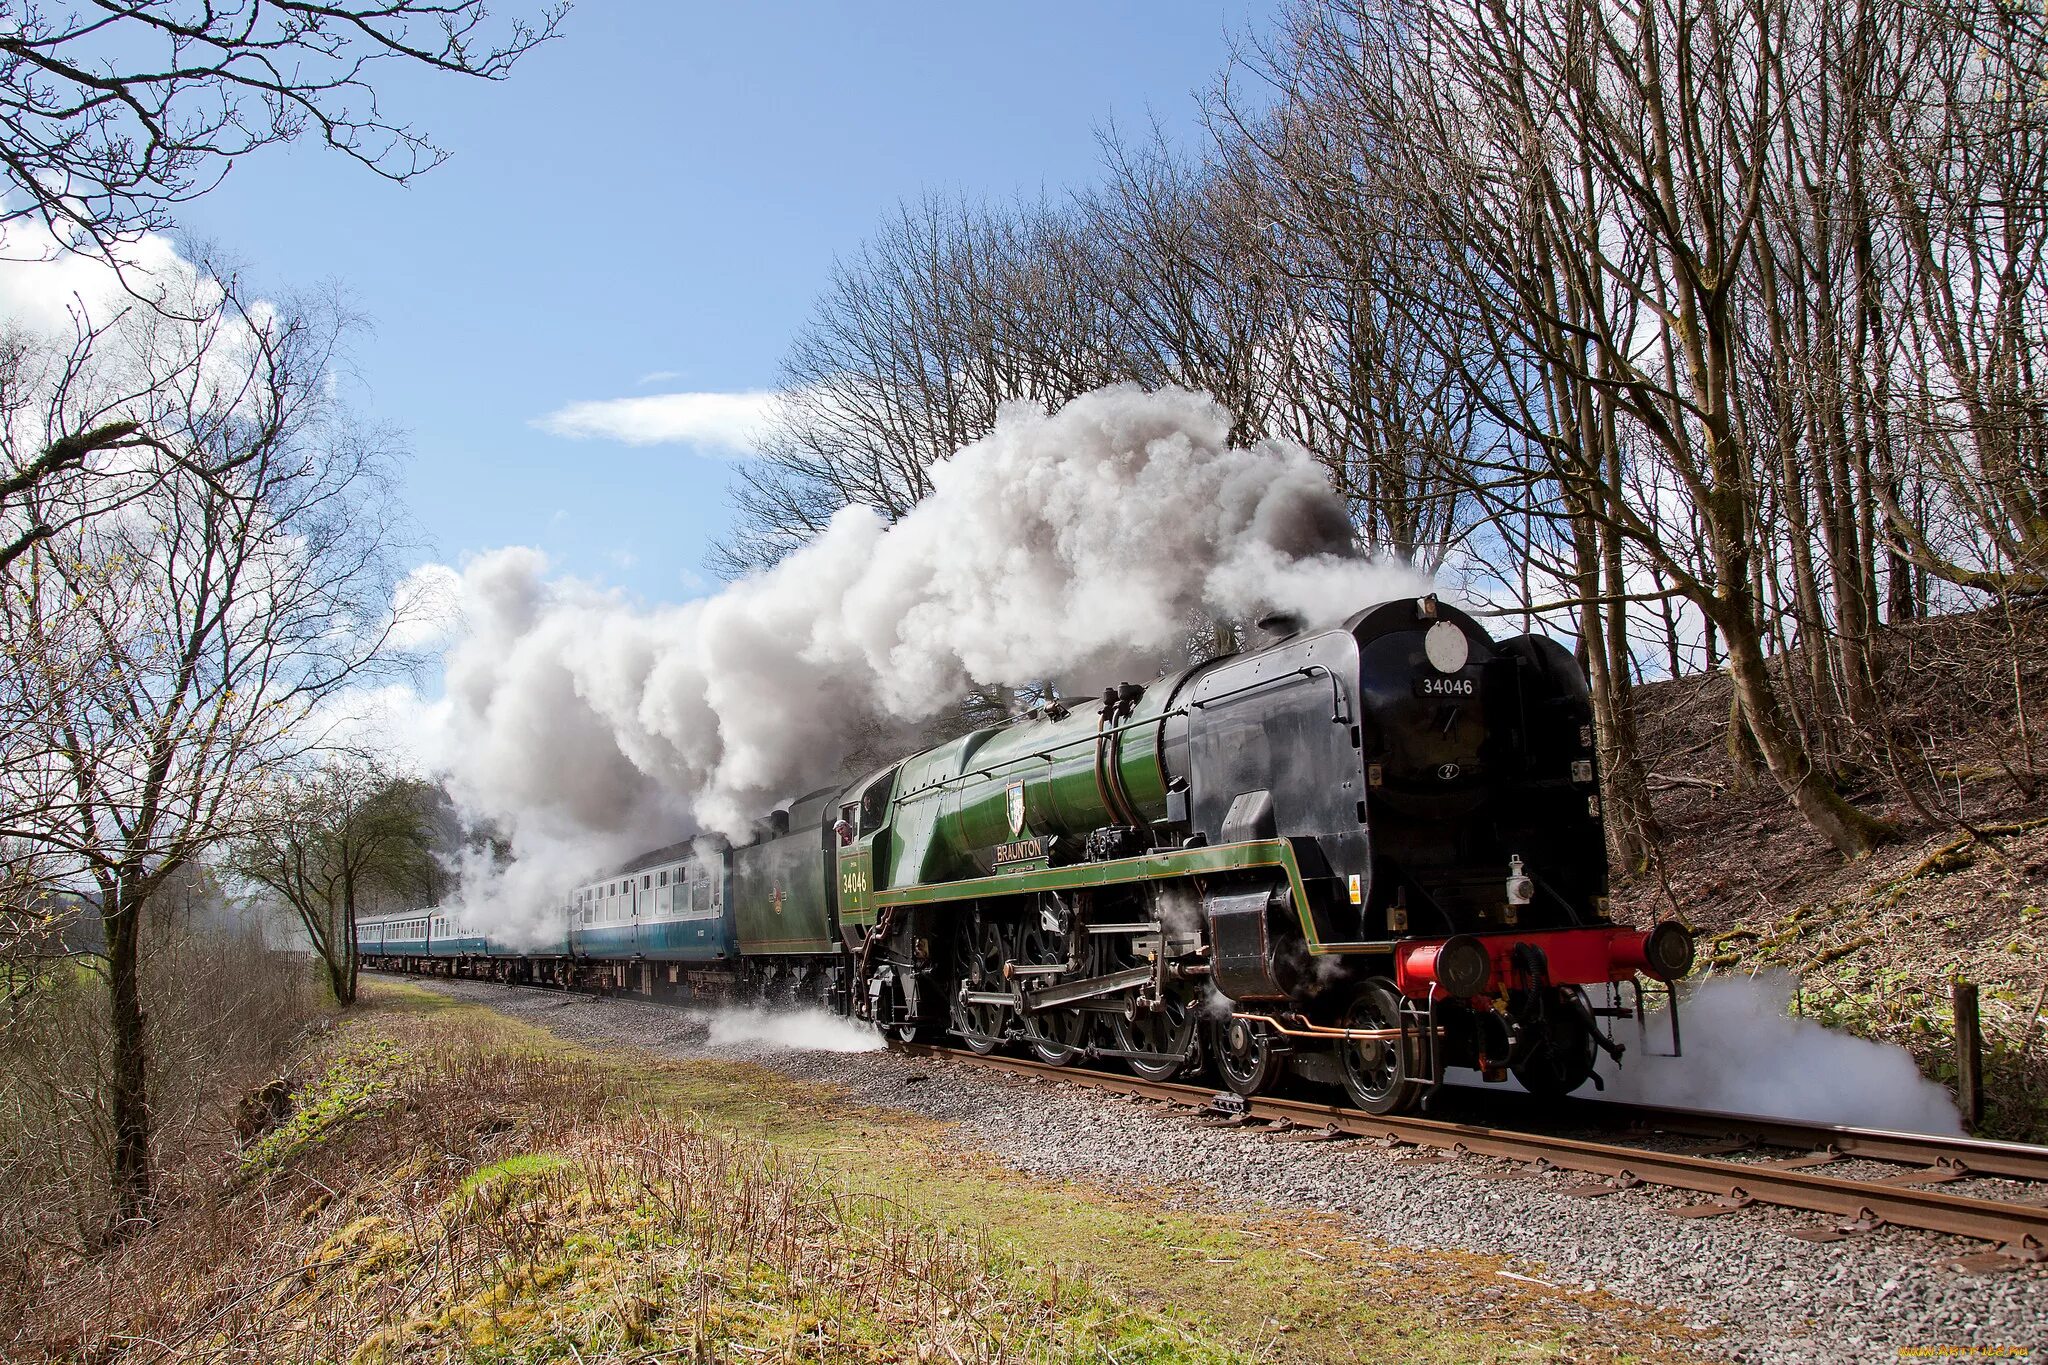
994,836 -> 1049,865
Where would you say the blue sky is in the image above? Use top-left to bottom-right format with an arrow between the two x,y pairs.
171,2 -> 1273,602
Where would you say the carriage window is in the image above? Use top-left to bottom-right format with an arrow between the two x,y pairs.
644,874 -> 652,889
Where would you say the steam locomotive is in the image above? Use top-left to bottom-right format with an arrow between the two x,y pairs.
361,595 -> 1693,1114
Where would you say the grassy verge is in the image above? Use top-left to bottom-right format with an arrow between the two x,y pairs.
13,982 -> 1709,1363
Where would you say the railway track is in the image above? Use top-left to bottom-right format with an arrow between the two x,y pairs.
892,1041 -> 2048,1272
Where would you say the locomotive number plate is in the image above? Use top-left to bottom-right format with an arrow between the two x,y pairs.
1415,675 -> 1477,698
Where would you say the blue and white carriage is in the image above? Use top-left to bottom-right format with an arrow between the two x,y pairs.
565,845 -> 732,964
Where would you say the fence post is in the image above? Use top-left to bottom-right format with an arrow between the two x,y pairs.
1953,979 -> 1983,1130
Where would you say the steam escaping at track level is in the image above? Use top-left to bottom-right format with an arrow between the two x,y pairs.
703,1006 -> 885,1054
1588,972 -> 1964,1136
437,384 -> 1430,941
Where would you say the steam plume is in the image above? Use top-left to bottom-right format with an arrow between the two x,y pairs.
1589,972 -> 1963,1136
438,385 -> 1429,939
705,1006 -> 885,1053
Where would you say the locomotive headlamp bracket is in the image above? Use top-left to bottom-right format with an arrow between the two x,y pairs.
1505,854 -> 1536,906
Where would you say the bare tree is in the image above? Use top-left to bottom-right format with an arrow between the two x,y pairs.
0,1 -> 566,258
716,0 -> 2048,868
1261,0 -> 1908,858
232,757 -> 438,1004
714,195 -> 1129,575
0,274 -> 314,578
1864,0 -> 2048,599
0,279 -> 407,1231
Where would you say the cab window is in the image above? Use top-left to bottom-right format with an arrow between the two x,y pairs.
860,770 -> 894,828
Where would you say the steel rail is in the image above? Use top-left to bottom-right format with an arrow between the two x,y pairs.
896,1043 -> 2048,1251
1550,1096 -> 2048,1184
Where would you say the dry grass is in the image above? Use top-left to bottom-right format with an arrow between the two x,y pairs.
2,985 -> 1709,1364
0,914 -> 324,1279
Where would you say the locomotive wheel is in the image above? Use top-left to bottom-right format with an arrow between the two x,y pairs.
951,921 -> 1010,1056
1115,993 -> 1200,1081
875,961 -> 945,1045
1017,923 -> 1085,1065
1214,1015 -> 1281,1097
1336,979 -> 1423,1116
889,1019 -> 946,1045
1095,924 -> 1197,1080
1510,996 -> 1600,1100
1024,1009 -> 1087,1065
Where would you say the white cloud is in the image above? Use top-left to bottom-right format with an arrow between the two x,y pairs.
305,681 -> 451,774
636,369 -> 683,386
387,561 -> 463,652
0,221 -> 201,336
531,388 -> 782,454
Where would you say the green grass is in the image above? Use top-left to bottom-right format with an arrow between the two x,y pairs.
236,1035 -> 408,1176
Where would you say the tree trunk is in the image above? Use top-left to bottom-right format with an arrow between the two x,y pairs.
1726,688 -> 1763,793
341,881 -> 359,1006
103,874 -> 153,1235
1579,495 -> 1660,875
1719,611 -> 1890,858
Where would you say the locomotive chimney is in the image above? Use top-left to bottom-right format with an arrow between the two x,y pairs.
1256,610 -> 1304,642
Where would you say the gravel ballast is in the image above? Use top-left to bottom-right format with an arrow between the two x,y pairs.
403,977 -> 2047,1364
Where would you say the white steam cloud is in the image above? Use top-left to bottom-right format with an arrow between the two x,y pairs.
438,384 -> 1430,941
705,1006 -> 885,1053
1589,972 -> 1963,1136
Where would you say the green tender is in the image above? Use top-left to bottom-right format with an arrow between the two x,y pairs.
732,809 -> 836,957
